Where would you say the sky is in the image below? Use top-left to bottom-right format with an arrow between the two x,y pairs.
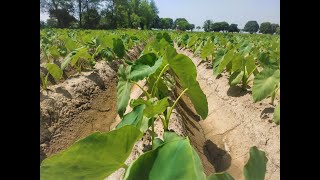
40,0 -> 280,29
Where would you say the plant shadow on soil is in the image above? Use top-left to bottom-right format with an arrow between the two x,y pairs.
227,86 -> 251,97
203,140 -> 232,172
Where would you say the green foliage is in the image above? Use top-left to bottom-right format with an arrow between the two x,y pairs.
123,137 -> 207,180
40,125 -> 143,180
46,63 -> 63,81
252,68 -> 280,102
273,104 -> 280,125
113,38 -> 125,59
228,24 -> 240,33
203,20 -> 213,32
259,22 -> 273,34
167,53 -> 208,119
243,146 -> 268,180
82,9 -> 101,29
117,65 -> 132,117
244,21 -> 259,34
174,18 -> 191,31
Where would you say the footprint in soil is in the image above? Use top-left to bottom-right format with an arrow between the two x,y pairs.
203,140 -> 232,172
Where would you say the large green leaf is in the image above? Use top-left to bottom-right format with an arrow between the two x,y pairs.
40,125 -> 143,180
252,68 -> 280,102
144,98 -> 169,118
46,63 -> 63,81
216,50 -> 234,74
207,172 -> 234,180
113,38 -> 125,58
168,54 -> 208,119
124,138 -> 207,180
273,104 -> 280,125
201,42 -> 214,59
129,53 -> 163,82
116,104 -> 147,132
117,65 -> 132,117
71,47 -> 91,66
65,39 -> 77,52
243,146 -> 268,180
231,53 -> 244,72
48,46 -> 60,59
229,70 -> 244,86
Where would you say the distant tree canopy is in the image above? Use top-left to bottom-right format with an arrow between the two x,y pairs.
244,21 -> 259,34
40,0 -> 161,29
196,26 -> 201,30
189,24 -> 195,31
276,26 -> 280,35
203,20 -> 212,32
271,23 -> 280,34
259,22 -> 272,34
159,18 -> 173,29
228,24 -> 240,33
174,18 -> 191,31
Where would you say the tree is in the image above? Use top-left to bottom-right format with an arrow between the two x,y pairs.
189,24 -> 195,31
131,13 -> 141,29
276,26 -> 280,35
243,21 -> 259,34
40,0 -> 77,28
203,20 -> 212,32
40,20 -> 46,28
174,18 -> 190,31
259,22 -> 273,34
82,8 -> 101,29
219,21 -> 229,32
160,18 -> 173,29
228,24 -> 239,33
211,22 -> 221,32
271,23 -> 280,34
196,26 -> 201,30
46,18 -> 58,28
151,15 -> 161,29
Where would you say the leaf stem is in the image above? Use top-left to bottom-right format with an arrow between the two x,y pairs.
165,88 -> 188,130
151,117 -> 155,149
151,64 -> 169,97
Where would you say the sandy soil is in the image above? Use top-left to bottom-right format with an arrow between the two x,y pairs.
175,44 -> 280,180
40,61 -> 118,162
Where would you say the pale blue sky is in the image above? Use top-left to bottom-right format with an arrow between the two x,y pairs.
40,0 -> 280,29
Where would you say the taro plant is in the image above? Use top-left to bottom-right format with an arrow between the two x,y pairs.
40,32 -> 268,180
40,63 -> 63,90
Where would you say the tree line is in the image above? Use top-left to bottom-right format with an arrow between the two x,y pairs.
40,0 -> 197,31
203,20 -> 280,34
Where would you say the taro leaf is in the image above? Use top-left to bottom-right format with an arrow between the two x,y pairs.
207,172 -> 234,180
71,47 -> 91,66
273,104 -> 280,125
65,39 -> 77,52
129,53 -> 163,82
144,98 -> 169,118
243,146 -> 268,180
48,46 -> 60,59
123,138 -> 207,180
113,38 -> 125,58
213,49 -> 225,75
201,42 -> 214,60
116,104 -> 146,131
40,125 -> 143,180
117,65 -> 132,117
46,63 -> 63,81
216,50 -> 234,74
231,53 -> 244,72
245,55 -> 256,76
130,98 -> 152,108
168,54 -> 208,119
252,68 -> 280,102
61,52 -> 74,70
229,70 -> 244,86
